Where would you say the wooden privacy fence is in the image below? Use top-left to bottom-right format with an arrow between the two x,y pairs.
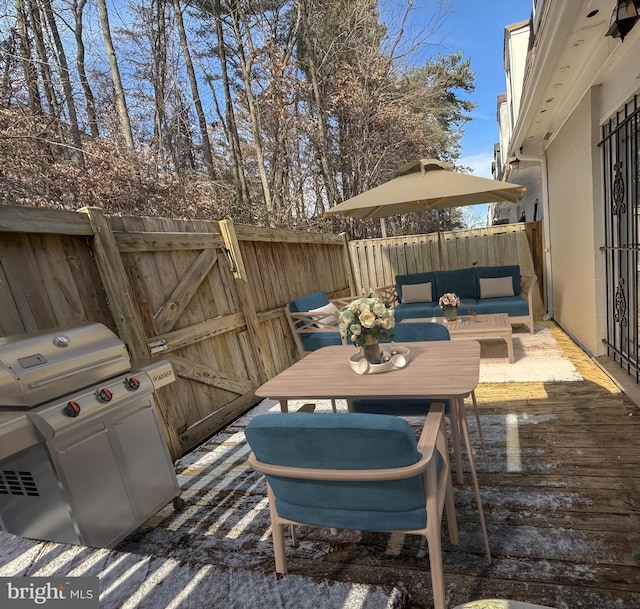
349,221 -> 545,320
0,205 -> 353,458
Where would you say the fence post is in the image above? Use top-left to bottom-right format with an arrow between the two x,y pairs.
219,218 -> 271,383
78,206 -> 183,459
340,232 -> 356,297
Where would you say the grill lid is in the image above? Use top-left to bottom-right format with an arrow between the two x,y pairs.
0,323 -> 131,408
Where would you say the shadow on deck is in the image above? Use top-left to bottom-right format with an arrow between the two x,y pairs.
87,323 -> 640,606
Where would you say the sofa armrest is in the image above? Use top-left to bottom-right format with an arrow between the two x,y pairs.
520,274 -> 537,306
373,285 -> 398,307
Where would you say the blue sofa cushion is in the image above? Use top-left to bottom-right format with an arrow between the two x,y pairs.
475,265 -> 521,296
394,302 -> 440,322
289,290 -> 330,313
245,413 -> 430,531
475,295 -> 528,316
435,268 -> 478,300
390,321 -> 450,342
396,272 -> 437,303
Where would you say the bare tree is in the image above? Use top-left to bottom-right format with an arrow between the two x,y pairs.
173,0 -> 216,179
96,0 -> 135,149
26,0 -> 58,117
41,0 -> 84,166
11,1 -> 43,114
72,0 -> 99,137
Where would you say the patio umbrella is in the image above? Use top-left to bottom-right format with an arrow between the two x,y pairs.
324,159 -> 526,221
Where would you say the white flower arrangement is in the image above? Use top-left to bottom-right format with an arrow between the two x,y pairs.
339,297 -> 395,347
439,292 -> 461,308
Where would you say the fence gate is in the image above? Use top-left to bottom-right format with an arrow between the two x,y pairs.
601,93 -> 640,380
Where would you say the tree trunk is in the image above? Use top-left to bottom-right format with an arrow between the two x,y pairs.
27,0 -> 58,117
226,1 -> 273,218
299,0 -> 340,210
73,0 -> 99,138
213,0 -> 249,209
13,1 -> 41,114
151,0 -> 167,169
173,0 -> 216,180
96,0 -> 135,149
42,0 -> 84,166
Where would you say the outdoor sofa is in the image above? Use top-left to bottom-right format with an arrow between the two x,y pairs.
377,265 -> 537,334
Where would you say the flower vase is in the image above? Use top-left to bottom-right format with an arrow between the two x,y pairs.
444,306 -> 458,322
363,339 -> 383,365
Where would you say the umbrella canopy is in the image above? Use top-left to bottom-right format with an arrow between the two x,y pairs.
324,159 -> 526,221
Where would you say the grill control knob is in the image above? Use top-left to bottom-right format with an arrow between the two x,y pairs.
96,388 -> 113,403
64,401 -> 81,417
124,376 -> 141,391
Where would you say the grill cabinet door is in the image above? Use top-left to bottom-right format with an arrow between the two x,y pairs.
53,422 -> 137,548
111,399 -> 180,519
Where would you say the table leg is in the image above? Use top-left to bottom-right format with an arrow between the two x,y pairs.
450,402 -> 464,485
279,399 -> 289,413
457,398 -> 491,563
506,334 -> 514,364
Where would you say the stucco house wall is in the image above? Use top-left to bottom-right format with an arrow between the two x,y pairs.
545,88 -> 604,356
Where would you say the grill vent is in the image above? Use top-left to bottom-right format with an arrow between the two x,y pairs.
0,470 -> 40,496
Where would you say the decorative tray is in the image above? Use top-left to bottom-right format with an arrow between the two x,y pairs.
348,344 -> 411,375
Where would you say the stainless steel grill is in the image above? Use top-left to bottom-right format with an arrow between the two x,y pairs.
0,323 -> 181,548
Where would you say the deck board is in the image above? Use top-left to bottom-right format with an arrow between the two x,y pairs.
118,321 -> 640,609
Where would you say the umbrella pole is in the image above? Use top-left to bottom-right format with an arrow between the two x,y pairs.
380,218 -> 387,238
435,210 -> 443,269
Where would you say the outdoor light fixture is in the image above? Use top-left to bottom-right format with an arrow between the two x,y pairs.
605,0 -> 640,41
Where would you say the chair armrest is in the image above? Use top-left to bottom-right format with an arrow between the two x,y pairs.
248,450 -> 432,481
417,404 -> 445,461
374,285 -> 398,307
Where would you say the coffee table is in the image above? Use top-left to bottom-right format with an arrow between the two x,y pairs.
402,313 -> 514,363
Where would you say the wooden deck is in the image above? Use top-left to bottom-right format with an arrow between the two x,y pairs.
118,322 -> 640,609
266,324 -> 640,607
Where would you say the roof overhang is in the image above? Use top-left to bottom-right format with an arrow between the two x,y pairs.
509,0 -> 640,158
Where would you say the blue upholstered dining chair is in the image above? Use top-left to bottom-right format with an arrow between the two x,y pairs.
350,322 -> 489,469
245,405 -> 458,609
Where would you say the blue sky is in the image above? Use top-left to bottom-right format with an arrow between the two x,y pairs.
438,1 -> 532,179
382,0 -> 532,224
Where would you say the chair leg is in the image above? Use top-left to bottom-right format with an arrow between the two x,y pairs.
267,485 -> 288,573
444,478 -> 459,545
457,399 -> 491,563
470,391 -> 489,469
289,524 -> 297,547
425,529 -> 447,609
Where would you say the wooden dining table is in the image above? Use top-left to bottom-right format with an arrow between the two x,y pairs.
255,339 -> 491,561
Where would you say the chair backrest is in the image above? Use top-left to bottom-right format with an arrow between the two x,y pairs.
245,413 -> 428,531
288,290 -> 330,314
285,291 -> 344,356
391,321 -> 450,343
